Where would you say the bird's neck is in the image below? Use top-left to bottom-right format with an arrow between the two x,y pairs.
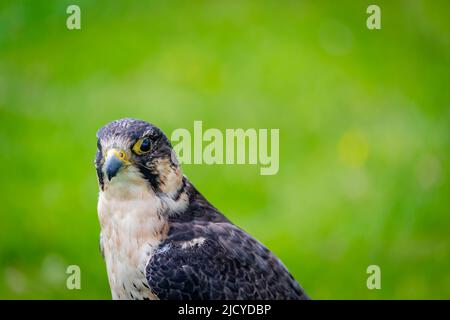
98,172 -> 170,299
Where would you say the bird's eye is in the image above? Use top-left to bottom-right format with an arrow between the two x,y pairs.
133,137 -> 152,155
140,138 -> 151,152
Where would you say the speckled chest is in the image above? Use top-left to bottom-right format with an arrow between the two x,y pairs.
97,169 -> 168,300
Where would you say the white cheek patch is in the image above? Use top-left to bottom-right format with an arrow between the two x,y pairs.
159,191 -> 189,215
155,157 -> 183,195
181,237 -> 206,250
102,166 -> 151,197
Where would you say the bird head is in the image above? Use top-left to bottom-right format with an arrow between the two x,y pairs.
95,118 -> 183,195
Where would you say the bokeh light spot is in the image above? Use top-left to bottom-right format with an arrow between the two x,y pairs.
338,130 -> 369,167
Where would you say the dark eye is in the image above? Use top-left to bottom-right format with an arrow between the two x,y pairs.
132,137 -> 152,155
140,138 -> 151,152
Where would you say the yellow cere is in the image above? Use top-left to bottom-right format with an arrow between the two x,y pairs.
107,148 -> 131,164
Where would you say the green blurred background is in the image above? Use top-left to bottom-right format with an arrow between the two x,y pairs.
0,0 -> 449,299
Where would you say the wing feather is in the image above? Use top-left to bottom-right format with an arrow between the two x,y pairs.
146,221 -> 308,300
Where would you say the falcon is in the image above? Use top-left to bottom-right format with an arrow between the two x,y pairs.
95,118 -> 309,300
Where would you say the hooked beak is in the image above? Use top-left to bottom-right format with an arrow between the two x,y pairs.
104,149 -> 129,181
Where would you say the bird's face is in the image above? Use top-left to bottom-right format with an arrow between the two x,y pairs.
95,118 -> 181,193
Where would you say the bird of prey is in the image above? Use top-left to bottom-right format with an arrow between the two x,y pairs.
95,118 -> 309,300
